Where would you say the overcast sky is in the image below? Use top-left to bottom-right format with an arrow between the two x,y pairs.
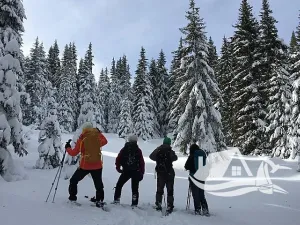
22,0 -> 300,81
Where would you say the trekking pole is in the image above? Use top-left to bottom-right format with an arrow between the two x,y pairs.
186,184 -> 191,211
45,139 -> 70,203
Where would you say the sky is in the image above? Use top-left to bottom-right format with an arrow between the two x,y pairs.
22,0 -> 300,82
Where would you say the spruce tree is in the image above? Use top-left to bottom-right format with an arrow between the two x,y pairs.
231,0 -> 264,155
47,40 -> 61,89
289,12 -> 300,159
77,43 -> 101,129
208,36 -> 218,82
97,68 -> 110,132
290,31 -> 298,54
156,50 -> 169,136
107,58 -> 121,132
120,55 -> 131,98
173,0 -> 225,154
217,37 -> 234,145
0,0 -> 28,180
57,45 -> 76,132
36,93 -> 62,169
257,0 -> 292,158
167,38 -> 186,136
132,47 -> 159,140
117,98 -> 133,138
24,38 -> 50,127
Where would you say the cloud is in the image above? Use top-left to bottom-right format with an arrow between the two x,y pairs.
21,0 -> 300,81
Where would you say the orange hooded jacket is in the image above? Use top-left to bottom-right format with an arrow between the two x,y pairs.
66,128 -> 108,170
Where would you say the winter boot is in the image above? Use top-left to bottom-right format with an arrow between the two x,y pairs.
201,200 -> 210,216
131,194 -> 138,207
166,206 -> 173,214
155,202 -> 162,211
195,208 -> 202,215
96,201 -> 105,208
112,198 -> 120,204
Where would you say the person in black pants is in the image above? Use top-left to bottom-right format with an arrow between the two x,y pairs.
149,137 -> 178,214
113,135 -> 145,207
184,144 -> 210,216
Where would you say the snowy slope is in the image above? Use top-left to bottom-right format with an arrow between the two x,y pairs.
1,128 -> 300,225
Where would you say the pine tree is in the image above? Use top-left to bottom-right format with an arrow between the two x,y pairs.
132,47 -> 159,140
36,92 -> 62,169
289,12 -> 300,159
230,0 -> 264,155
0,0 -> 28,180
173,0 -> 225,154
47,40 -> 61,89
208,36 -> 218,82
167,38 -> 186,137
117,98 -> 133,138
97,68 -> 110,132
290,31 -> 298,54
156,50 -> 169,136
107,58 -> 122,133
120,55 -> 131,98
217,37 -> 234,145
259,0 -> 292,158
57,45 -> 76,132
23,38 -> 50,127
77,43 -> 102,129
148,59 -> 160,135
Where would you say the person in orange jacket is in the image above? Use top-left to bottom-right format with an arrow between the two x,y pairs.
65,122 -> 108,208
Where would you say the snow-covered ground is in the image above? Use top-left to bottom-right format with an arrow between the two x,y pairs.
1,128 -> 300,225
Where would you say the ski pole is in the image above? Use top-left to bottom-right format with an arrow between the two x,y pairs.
45,139 -> 70,203
186,184 -> 191,211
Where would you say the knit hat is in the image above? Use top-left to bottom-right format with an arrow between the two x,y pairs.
163,137 -> 171,145
82,121 -> 93,129
128,134 -> 138,142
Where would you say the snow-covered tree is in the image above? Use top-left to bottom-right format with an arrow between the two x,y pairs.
57,45 -> 76,132
167,38 -> 186,137
107,58 -> 122,132
289,12 -> 300,159
36,94 -> 62,169
217,37 -> 234,146
76,43 -> 102,130
231,0 -> 264,155
97,68 -> 110,132
121,55 -> 132,98
173,0 -> 226,154
0,0 -> 28,180
47,40 -> 61,89
258,0 -> 292,158
23,38 -> 49,126
117,98 -> 133,138
132,47 -> 159,140
156,50 -> 169,136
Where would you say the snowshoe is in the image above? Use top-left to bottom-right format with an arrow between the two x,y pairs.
194,207 -> 202,215
112,199 -> 120,205
68,200 -> 81,206
165,207 -> 173,216
202,209 -> 210,217
90,196 -> 97,203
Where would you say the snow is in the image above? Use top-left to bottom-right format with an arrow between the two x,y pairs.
1,128 -> 300,225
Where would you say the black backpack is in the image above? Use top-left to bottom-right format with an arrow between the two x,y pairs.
156,147 -> 172,173
120,143 -> 140,171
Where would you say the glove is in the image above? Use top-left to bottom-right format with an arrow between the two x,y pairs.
116,166 -> 123,173
65,142 -> 71,149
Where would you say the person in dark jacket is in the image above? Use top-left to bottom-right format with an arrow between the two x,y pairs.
184,143 -> 210,216
113,135 -> 145,207
149,137 -> 178,214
